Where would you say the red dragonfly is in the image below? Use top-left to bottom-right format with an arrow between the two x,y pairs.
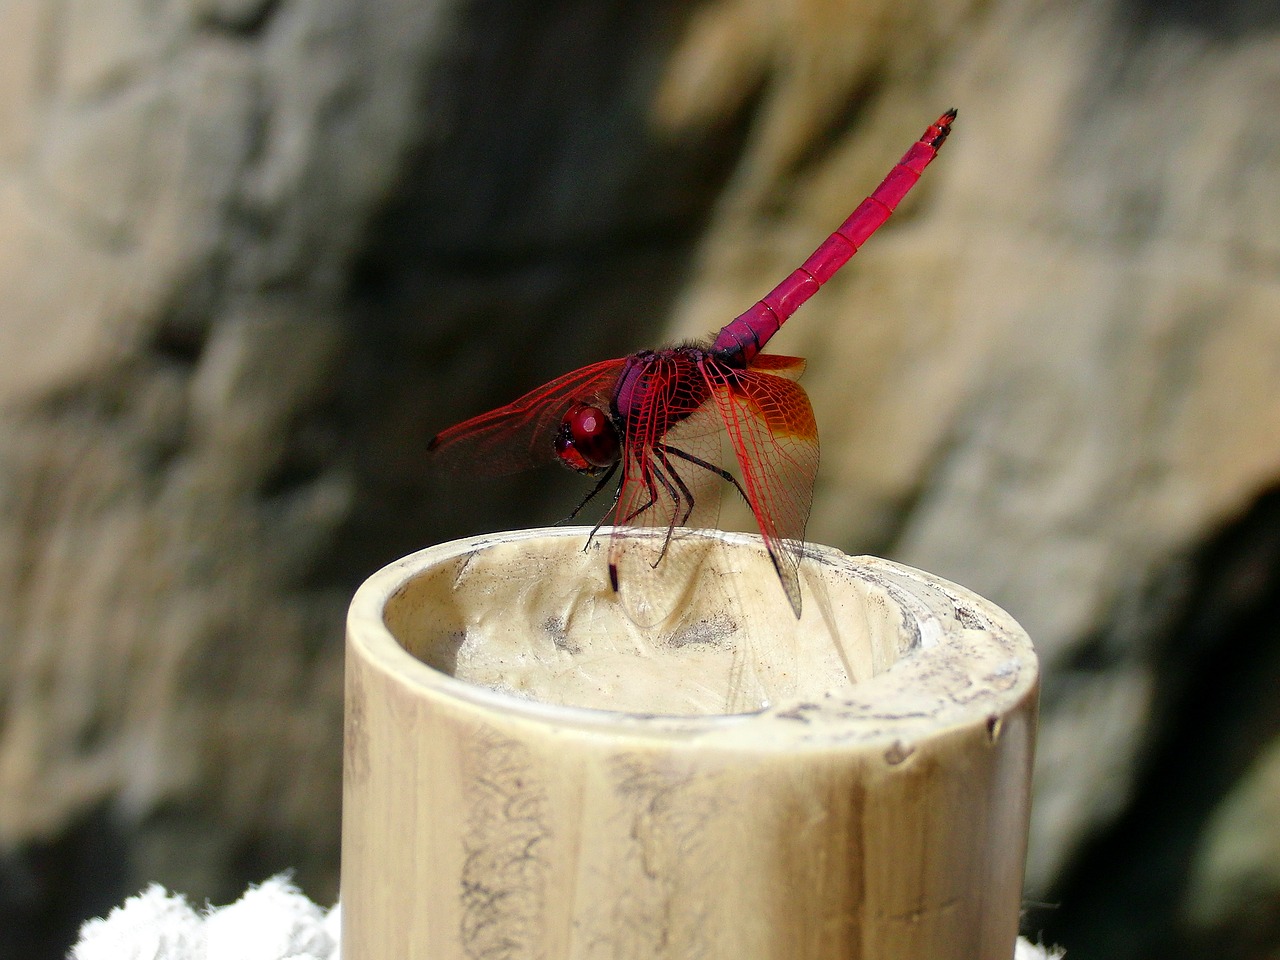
429,110 -> 955,618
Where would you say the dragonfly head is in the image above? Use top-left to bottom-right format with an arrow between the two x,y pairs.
554,403 -> 619,475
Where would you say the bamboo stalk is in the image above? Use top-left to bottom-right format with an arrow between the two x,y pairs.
342,527 -> 1038,960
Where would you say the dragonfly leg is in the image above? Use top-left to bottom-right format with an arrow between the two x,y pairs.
618,456 -> 663,526
621,457 -> 683,529
662,443 -> 751,508
645,454 -> 686,568
586,468 -> 624,547
617,451 -> 684,565
651,445 -> 699,529
609,454 -> 681,591
560,463 -> 621,550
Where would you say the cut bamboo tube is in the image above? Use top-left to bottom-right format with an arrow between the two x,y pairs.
342,527 -> 1038,960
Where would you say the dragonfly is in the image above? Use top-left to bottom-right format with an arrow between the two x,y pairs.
429,109 -> 956,618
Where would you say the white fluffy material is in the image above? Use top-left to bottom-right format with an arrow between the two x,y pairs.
71,874 -> 1060,958
70,876 -> 338,960
1017,937 -> 1066,959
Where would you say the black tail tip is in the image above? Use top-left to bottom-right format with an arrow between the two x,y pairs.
929,108 -> 958,149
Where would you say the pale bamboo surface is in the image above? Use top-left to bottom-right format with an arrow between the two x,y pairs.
342,528 -> 1038,960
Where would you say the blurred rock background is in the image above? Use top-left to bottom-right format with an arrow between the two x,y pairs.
0,0 -> 1277,957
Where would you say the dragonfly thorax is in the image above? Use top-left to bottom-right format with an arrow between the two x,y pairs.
554,402 -> 620,475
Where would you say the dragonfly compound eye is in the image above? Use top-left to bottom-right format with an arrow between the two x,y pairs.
554,403 -> 619,473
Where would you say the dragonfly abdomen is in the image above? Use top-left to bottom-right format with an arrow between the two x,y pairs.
710,109 -> 956,367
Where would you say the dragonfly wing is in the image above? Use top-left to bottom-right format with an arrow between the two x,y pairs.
703,359 -> 819,616
745,353 -> 806,381
427,358 -> 627,476
605,357 -> 729,625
